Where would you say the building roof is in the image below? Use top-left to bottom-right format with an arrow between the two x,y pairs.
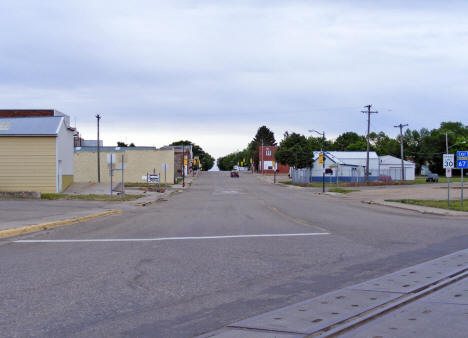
75,146 -> 159,152
0,117 -> 64,136
313,151 -> 379,163
380,155 -> 415,166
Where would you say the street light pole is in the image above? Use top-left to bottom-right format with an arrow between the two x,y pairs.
309,129 -> 326,193
96,114 -> 101,183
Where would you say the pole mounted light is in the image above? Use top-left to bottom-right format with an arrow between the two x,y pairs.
309,129 -> 326,193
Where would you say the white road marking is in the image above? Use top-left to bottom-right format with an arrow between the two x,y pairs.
14,232 -> 329,243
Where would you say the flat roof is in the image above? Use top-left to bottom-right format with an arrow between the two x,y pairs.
75,146 -> 160,152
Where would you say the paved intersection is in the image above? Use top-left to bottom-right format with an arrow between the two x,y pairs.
1,172 -> 467,337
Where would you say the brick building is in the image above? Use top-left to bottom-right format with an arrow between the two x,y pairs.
258,146 -> 290,174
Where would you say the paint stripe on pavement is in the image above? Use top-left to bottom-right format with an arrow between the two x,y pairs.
14,232 -> 329,243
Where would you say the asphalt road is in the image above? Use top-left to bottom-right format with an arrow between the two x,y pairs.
1,172 -> 468,337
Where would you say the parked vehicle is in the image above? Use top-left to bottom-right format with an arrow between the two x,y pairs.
230,169 -> 239,178
426,173 -> 439,182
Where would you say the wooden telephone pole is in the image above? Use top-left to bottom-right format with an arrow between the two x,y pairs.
361,105 -> 378,183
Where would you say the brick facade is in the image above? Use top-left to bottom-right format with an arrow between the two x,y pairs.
259,146 -> 290,174
0,110 -> 55,118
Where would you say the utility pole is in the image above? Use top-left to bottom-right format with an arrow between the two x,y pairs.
446,132 -> 450,207
182,143 -> 185,187
361,105 -> 378,183
261,139 -> 264,174
394,123 -> 408,181
96,114 -> 101,183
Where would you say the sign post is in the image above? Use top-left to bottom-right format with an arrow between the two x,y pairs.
162,163 -> 168,187
457,151 -> 468,207
443,154 -> 455,207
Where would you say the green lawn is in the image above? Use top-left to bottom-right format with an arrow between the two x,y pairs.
387,199 -> 468,212
414,176 -> 465,184
41,193 -> 144,201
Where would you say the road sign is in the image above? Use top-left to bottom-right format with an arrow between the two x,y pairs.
443,154 -> 455,168
457,151 -> 468,169
162,163 -> 168,171
446,168 -> 452,178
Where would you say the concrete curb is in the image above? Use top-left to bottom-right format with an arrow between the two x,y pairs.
0,209 -> 122,239
363,200 -> 468,217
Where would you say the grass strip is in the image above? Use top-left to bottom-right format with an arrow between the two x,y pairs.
125,182 -> 172,187
41,193 -> 144,201
328,188 -> 358,194
387,199 -> 468,212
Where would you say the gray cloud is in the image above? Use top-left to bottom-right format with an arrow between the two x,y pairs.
1,0 -> 467,158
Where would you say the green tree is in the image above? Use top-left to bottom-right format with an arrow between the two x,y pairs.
332,132 -> 367,151
275,133 -> 314,169
370,132 -> 400,156
250,126 -> 276,170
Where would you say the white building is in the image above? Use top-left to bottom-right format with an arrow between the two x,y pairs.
379,155 -> 416,181
311,151 -> 380,183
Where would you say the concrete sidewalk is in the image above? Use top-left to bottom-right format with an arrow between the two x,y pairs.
200,248 -> 468,337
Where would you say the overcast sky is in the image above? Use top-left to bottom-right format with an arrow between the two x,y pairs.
1,0 -> 467,159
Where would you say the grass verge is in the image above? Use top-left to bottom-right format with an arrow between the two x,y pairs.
41,193 -> 144,201
387,199 -> 468,212
328,188 -> 358,194
125,182 -> 172,188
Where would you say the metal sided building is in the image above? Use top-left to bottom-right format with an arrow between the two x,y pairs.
379,155 -> 416,181
0,115 -> 75,193
311,151 -> 380,183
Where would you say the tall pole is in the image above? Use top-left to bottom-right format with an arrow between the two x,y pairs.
309,129 -> 326,193
261,139 -> 264,174
361,105 -> 378,183
322,131 -> 325,193
446,132 -> 450,207
182,144 -> 185,187
394,123 -> 408,181
96,114 -> 101,183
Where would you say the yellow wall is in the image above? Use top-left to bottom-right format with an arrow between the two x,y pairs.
74,149 -> 175,184
0,136 -> 57,193
62,175 -> 73,190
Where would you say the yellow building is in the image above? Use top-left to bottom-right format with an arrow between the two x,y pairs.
74,147 -> 175,184
0,116 -> 75,193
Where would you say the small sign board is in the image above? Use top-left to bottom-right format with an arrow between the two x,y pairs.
148,174 -> 160,183
446,167 -> 452,178
443,154 -> 455,168
107,153 -> 116,164
162,163 -> 168,171
457,151 -> 468,169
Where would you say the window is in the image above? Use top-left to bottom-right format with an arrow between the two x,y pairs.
266,148 -> 271,156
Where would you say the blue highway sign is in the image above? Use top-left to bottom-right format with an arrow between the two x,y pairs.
457,151 -> 468,169
457,151 -> 468,159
